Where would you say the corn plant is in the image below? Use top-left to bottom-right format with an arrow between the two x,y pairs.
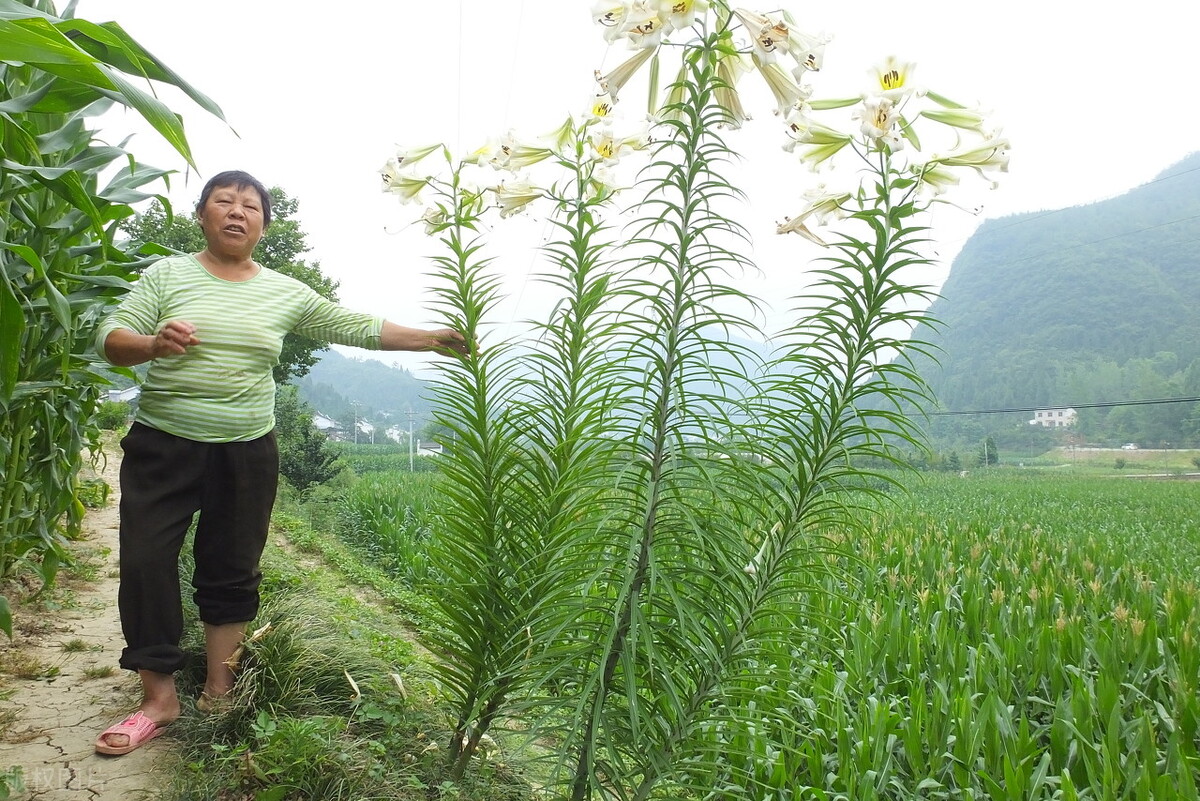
379,3 -> 1007,797
757,474 -> 1200,800
0,0 -> 222,634
333,471 -> 441,582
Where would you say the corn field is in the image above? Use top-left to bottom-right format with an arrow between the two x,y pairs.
0,0 -> 220,634
342,468 -> 1200,798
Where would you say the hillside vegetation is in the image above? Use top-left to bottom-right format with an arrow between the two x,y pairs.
914,152 -> 1200,447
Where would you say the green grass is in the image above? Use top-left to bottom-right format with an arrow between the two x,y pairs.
998,447 -> 1200,476
163,509 -> 531,801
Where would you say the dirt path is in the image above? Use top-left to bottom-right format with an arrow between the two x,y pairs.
0,446 -> 170,800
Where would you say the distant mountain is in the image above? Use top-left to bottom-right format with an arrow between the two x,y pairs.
912,152 -> 1200,445
294,349 -> 434,423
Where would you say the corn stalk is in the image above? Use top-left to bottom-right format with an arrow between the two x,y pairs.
0,0 -> 222,635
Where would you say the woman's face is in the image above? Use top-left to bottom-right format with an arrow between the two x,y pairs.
197,183 -> 266,257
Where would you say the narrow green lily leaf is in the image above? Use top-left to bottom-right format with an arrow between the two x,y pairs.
899,114 -> 921,150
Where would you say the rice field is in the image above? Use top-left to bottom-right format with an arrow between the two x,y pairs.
334,462 -> 1200,798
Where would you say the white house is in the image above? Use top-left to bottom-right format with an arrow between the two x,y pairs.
416,440 -> 444,457
106,385 -> 140,403
312,412 -> 341,434
1029,408 -> 1077,428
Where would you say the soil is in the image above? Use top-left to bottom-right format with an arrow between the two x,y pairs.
0,447 -> 171,800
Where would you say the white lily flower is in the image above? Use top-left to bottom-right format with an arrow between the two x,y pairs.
595,46 -> 656,102
871,56 -> 918,103
783,105 -> 848,147
743,538 -> 767,575
656,61 -> 689,121
539,116 -> 577,153
787,28 -> 830,80
590,128 -> 619,162
390,143 -> 442,168
494,179 -> 542,218
380,158 -> 429,204
744,522 -> 782,575
776,215 -> 828,245
776,186 -> 849,244
929,135 -> 1011,174
621,0 -> 668,48
593,0 -> 630,43
796,185 -> 852,225
752,54 -> 804,116
855,95 -> 903,150
910,161 -> 960,196
590,91 -> 616,119
715,50 -> 751,128
733,8 -> 790,65
491,131 -> 556,171
419,206 -> 448,236
588,162 -> 621,199
795,137 -> 853,169
588,122 -> 651,164
658,0 -> 708,30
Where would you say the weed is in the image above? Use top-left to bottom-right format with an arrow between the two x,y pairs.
1,652 -> 60,680
76,478 -> 110,509
0,708 -> 18,736
83,665 -> 115,680
58,639 -> 93,653
0,765 -> 24,800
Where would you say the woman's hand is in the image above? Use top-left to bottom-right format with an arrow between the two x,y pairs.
104,321 -> 200,367
426,328 -> 470,357
380,322 -> 471,357
152,321 -> 201,358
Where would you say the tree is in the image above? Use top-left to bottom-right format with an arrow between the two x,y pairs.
121,187 -> 339,382
978,436 -> 999,466
274,386 -> 343,491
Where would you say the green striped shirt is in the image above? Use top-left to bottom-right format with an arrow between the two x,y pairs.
96,254 -> 384,443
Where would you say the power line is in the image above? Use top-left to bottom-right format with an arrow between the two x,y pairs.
930,396 -> 1200,417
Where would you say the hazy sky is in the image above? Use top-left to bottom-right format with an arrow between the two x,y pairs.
80,0 -> 1194,373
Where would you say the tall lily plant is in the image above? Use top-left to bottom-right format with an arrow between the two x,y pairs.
380,2 -> 1006,797
0,0 -> 223,635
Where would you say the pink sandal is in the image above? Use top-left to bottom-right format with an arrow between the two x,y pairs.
94,711 -> 164,755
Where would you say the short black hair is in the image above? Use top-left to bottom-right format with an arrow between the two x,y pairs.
196,170 -> 272,228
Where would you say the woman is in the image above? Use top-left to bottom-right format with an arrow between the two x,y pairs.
94,171 -> 466,755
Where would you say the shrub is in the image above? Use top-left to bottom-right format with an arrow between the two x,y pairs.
93,401 -> 130,430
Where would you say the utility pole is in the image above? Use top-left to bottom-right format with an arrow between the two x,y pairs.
408,409 -> 415,472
